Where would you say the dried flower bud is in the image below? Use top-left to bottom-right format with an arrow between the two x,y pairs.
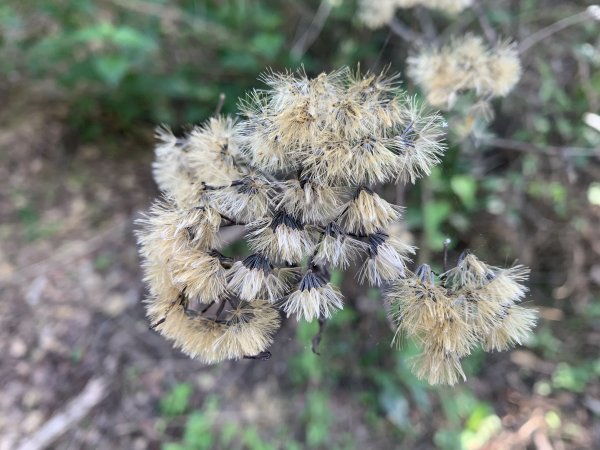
153,118 -> 242,207
412,344 -> 466,386
358,0 -> 397,29
388,265 -> 476,357
358,0 -> 473,29
483,305 -> 538,352
227,254 -> 293,302
208,176 -> 273,223
283,270 -> 344,321
275,179 -> 344,224
340,188 -> 402,235
313,222 -> 364,269
396,0 -> 473,14
156,299 -> 280,364
248,212 -> 315,264
359,232 -> 415,285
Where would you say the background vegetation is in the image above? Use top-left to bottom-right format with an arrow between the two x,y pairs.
1,0 -> 599,449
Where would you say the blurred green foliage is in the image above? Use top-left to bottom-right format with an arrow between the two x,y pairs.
0,0 -> 362,138
161,382 -> 194,417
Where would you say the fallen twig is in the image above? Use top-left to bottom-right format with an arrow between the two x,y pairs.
17,378 -> 108,450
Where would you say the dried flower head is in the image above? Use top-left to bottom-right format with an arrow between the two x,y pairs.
483,305 -> 538,352
161,299 -> 281,364
358,0 -> 473,29
358,0 -> 398,29
138,67 -> 535,382
396,0 -> 473,14
386,255 -> 537,384
227,254 -> 294,302
312,222 -> 364,269
153,118 -> 242,207
283,269 -> 344,321
360,231 -> 415,286
408,35 -> 521,109
275,179 -> 344,224
248,212 -> 315,264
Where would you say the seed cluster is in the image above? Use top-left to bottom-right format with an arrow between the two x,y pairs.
386,253 -> 537,385
408,34 -> 521,109
359,0 -> 473,29
136,67 -> 536,383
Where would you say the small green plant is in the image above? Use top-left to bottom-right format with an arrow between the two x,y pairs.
303,391 -> 333,449
160,383 -> 193,418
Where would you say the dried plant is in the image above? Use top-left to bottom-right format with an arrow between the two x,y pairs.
136,67 -> 537,384
387,254 -> 537,385
359,0 -> 473,29
407,34 -> 521,110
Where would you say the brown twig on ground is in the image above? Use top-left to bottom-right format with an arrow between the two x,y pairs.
17,378 -> 108,450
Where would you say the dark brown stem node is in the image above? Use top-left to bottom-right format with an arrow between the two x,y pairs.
244,351 -> 272,361
311,317 -> 327,355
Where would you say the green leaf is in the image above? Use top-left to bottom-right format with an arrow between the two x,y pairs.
219,423 -> 237,447
423,200 -> 451,250
160,383 -> 193,417
450,175 -> 477,210
162,444 -> 187,450
242,428 -> 275,450
93,55 -> 130,86
251,33 -> 284,60
466,403 -> 494,431
304,391 -> 332,448
183,412 -> 213,450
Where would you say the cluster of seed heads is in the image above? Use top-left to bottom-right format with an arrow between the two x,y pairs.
408,34 -> 522,109
136,67 -> 536,383
359,0 -> 473,29
387,252 -> 537,385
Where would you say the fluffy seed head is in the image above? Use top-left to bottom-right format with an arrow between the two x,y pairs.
313,222 -> 365,269
140,67 -> 535,376
155,299 -> 280,364
412,345 -> 466,386
153,118 -> 242,207
408,35 -> 521,109
387,265 -> 476,357
340,188 -> 402,235
248,212 -> 315,264
483,305 -> 538,352
359,232 -> 415,285
275,179 -> 344,224
283,270 -> 344,321
208,175 -> 273,223
358,0 -> 473,29
387,256 -> 538,384
227,254 -> 293,302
